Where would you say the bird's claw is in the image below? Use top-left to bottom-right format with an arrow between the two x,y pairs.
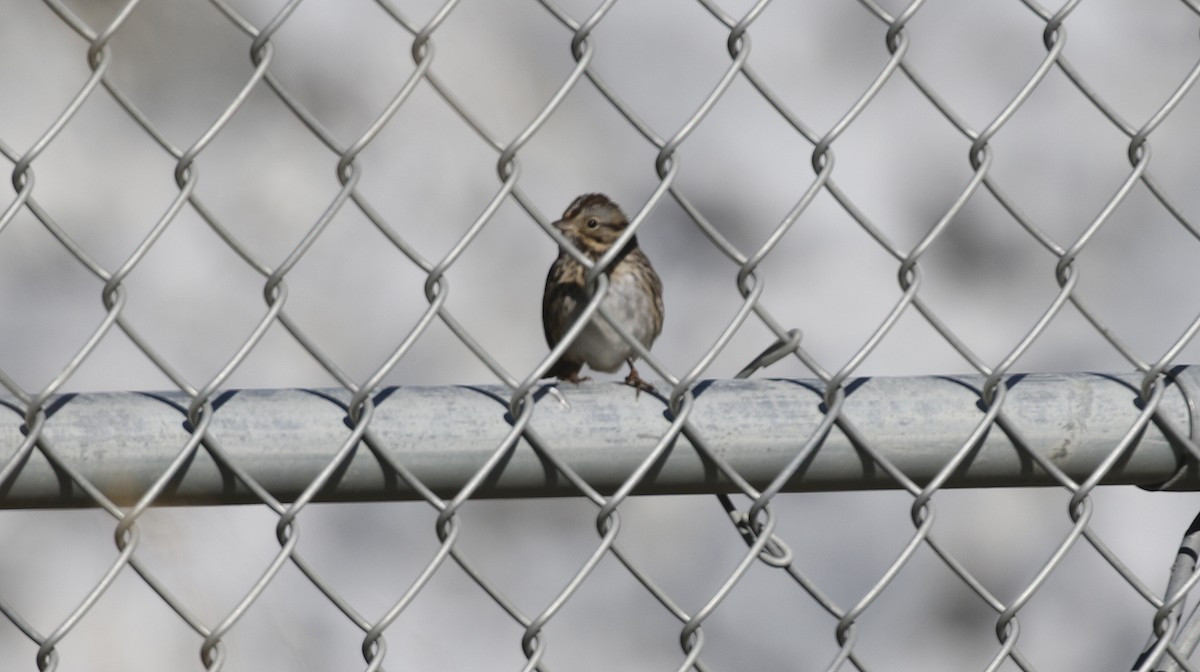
624,366 -> 656,397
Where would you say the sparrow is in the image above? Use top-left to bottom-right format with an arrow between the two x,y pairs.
543,193 -> 664,393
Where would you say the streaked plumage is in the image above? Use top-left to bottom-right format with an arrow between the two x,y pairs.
543,194 -> 663,393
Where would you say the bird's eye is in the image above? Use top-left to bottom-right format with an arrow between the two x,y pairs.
586,218 -> 599,229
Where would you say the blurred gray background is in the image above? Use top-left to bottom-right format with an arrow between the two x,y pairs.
2,0 -> 1200,670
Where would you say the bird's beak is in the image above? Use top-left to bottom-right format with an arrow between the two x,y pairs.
552,218 -> 570,232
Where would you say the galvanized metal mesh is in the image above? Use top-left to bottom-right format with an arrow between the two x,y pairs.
3,1 -> 1200,670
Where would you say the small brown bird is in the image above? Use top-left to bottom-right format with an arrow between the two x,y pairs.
543,193 -> 664,393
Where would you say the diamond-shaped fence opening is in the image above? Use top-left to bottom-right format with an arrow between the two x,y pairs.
3,1 -> 1200,671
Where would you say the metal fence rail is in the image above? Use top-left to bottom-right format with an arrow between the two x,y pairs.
3,370 -> 1197,508
3,1 -> 1200,671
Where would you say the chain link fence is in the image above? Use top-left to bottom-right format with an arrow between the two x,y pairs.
3,1 -> 1200,670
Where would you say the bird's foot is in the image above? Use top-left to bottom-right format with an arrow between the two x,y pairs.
623,363 -> 657,397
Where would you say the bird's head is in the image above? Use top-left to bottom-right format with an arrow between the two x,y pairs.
553,193 -> 632,258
